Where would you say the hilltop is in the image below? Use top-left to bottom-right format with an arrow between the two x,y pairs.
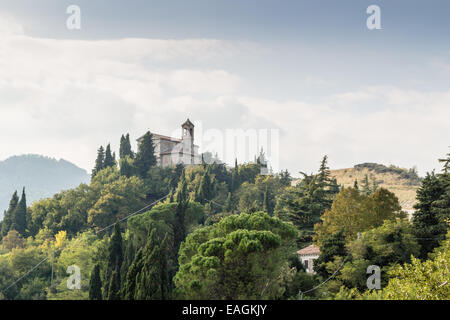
330,163 -> 421,211
0,155 -> 90,219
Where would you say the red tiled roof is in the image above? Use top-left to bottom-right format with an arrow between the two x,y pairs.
297,244 -> 320,256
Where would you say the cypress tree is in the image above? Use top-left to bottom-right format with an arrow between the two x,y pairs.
0,191 -> 19,237
196,167 -> 213,204
89,264 -> 103,300
135,131 -> 156,178
107,270 -> 121,300
224,192 -> 232,213
263,186 -> 274,216
231,158 -> 240,191
361,174 -> 371,195
119,156 -> 135,178
174,171 -> 189,255
353,179 -> 359,190
120,133 -> 134,160
92,146 -> 105,178
134,231 -> 170,300
104,144 -> 116,168
106,224 -> 123,296
123,248 -> 144,300
121,239 -> 135,285
11,188 -> 27,236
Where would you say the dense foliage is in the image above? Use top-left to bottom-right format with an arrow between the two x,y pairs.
0,133 -> 448,300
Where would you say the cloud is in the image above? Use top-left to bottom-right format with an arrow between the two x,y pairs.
237,87 -> 450,175
0,16 -> 260,171
0,16 -> 448,178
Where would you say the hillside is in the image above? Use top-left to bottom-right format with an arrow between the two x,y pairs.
0,155 -> 90,219
330,163 -> 421,211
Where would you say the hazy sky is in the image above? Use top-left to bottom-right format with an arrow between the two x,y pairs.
0,0 -> 449,177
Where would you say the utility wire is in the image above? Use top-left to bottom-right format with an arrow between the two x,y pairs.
1,194 -> 169,294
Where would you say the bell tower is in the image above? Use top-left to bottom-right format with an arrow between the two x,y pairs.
181,118 -> 194,142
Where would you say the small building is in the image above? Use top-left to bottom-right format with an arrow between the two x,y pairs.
297,245 -> 320,274
138,119 -> 200,167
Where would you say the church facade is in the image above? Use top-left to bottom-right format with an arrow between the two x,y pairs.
138,119 -> 200,167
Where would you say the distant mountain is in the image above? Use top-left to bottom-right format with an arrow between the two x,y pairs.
330,163 -> 421,211
0,155 -> 90,219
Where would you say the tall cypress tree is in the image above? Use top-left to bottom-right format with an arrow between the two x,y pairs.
135,131 -> 156,178
120,133 -> 134,159
231,158 -> 240,192
121,239 -> 135,285
106,224 -> 123,296
174,171 -> 189,255
134,231 -> 170,300
0,191 -> 19,237
11,188 -> 27,236
119,156 -> 135,178
195,166 -> 213,204
107,270 -> 121,300
104,144 -> 116,168
263,186 -> 274,216
92,146 -> 105,178
123,248 -> 144,300
89,264 -> 103,300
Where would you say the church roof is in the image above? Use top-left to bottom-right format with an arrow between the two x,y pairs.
152,133 -> 181,142
182,118 -> 194,127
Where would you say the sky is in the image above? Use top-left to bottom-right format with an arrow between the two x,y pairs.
0,0 -> 449,177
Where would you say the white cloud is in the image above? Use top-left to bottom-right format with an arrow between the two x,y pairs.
0,16 -> 448,178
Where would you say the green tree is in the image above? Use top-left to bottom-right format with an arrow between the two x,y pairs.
0,191 -> 19,238
104,144 -> 116,168
89,264 -> 103,300
135,131 -> 156,178
132,230 -> 170,300
363,232 -> 449,300
1,230 -> 25,251
105,224 -> 123,297
123,248 -> 143,300
412,172 -> 447,259
107,270 -> 121,300
174,211 -> 297,299
314,229 -> 347,279
314,187 -> 404,243
279,169 -> 292,187
120,133 -> 134,160
195,166 -> 214,204
174,171 -> 189,255
87,175 -> 146,229
92,146 -> 105,178
361,174 -> 371,195
339,219 -> 420,292
119,155 -> 136,178
11,188 -> 27,236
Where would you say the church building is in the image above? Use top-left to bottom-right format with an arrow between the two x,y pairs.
138,119 -> 200,167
